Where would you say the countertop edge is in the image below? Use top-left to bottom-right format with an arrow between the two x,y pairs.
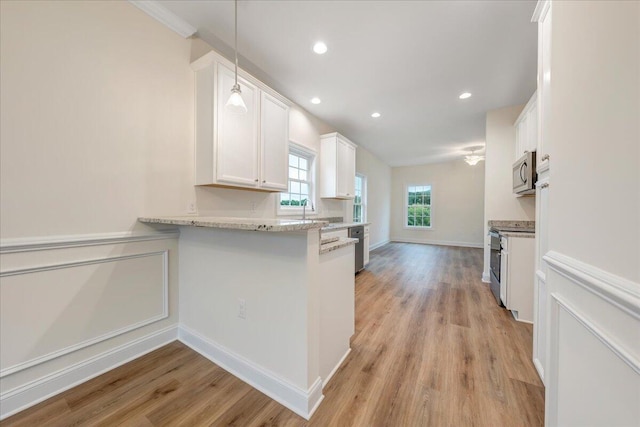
139,217 -> 328,232
320,237 -> 359,254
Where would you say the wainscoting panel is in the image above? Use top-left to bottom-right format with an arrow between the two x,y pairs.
0,251 -> 168,376
0,231 -> 179,420
544,251 -> 640,426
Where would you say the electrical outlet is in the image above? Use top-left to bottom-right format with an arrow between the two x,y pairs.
238,298 -> 246,319
250,201 -> 257,213
187,201 -> 197,214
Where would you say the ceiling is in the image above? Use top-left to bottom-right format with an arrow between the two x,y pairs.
159,0 -> 538,166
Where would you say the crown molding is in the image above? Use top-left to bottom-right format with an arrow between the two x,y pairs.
129,0 -> 197,38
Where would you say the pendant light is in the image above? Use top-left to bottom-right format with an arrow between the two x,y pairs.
225,0 -> 247,114
464,148 -> 484,166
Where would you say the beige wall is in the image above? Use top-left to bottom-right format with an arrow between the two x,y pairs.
390,160 -> 485,247
0,0 -> 196,238
482,104 -> 536,278
354,147 -> 391,248
548,1 -> 639,282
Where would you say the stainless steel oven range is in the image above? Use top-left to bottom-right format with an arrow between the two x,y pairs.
489,229 -> 504,306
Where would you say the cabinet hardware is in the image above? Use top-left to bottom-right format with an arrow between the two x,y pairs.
539,182 -> 549,189
254,179 -> 259,182
262,180 -> 266,183
541,154 -> 550,161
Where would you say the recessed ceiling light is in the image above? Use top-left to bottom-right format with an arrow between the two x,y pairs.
371,112 -> 381,118
310,97 -> 321,105
313,42 -> 328,54
459,92 -> 472,100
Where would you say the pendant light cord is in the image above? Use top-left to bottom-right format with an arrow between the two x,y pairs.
234,0 -> 238,87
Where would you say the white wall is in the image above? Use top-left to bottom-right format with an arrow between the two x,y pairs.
0,0 -> 195,239
0,2 -> 186,417
354,147 -> 391,248
548,2 -> 639,283
390,160 -> 485,248
542,2 -> 639,425
482,105 -> 536,279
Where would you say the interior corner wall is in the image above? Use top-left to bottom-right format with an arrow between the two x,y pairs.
354,147 -> 391,248
482,104 -> 536,279
390,160 -> 485,248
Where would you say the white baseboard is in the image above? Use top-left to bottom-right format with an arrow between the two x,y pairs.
178,325 -> 323,420
0,325 -> 179,421
369,240 -> 390,251
533,357 -> 545,385
482,272 -> 490,283
390,237 -> 483,249
323,348 -> 351,389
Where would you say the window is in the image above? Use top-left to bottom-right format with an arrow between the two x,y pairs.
279,144 -> 315,214
406,185 -> 432,228
353,174 -> 366,223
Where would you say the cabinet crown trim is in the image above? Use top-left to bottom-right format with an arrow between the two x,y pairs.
190,50 -> 292,107
320,132 -> 358,148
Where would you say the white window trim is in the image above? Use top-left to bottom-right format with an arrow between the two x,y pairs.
403,183 -> 433,230
277,141 -> 317,217
353,173 -> 367,223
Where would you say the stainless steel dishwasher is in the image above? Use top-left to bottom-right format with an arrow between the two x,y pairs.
348,226 -> 365,273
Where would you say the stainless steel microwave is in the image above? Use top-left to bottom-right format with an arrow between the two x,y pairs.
513,151 -> 536,195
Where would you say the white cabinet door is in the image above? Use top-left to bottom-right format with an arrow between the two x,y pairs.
363,235 -> 370,266
260,92 -> 289,191
216,63 -> 259,187
337,139 -> 356,198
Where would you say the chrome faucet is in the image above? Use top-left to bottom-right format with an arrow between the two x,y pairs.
302,200 -> 314,221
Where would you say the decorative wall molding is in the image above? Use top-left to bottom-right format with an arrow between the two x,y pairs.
0,325 -> 179,421
544,250 -> 640,320
0,251 -> 169,377
0,230 -> 179,254
552,292 -> 640,375
128,1 -> 196,38
178,325 -> 324,420
391,237 -> 483,249
369,239 -> 390,251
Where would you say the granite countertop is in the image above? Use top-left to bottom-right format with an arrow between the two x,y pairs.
321,222 -> 370,232
139,216 -> 328,232
488,220 -> 535,237
320,237 -> 359,254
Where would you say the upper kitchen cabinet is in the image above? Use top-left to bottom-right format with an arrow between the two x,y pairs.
514,92 -> 538,160
191,51 -> 290,191
320,133 -> 357,199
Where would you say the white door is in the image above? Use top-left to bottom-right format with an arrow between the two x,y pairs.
216,63 -> 259,187
259,92 -> 289,191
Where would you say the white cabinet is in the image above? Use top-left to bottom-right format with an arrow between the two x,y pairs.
320,133 -> 357,199
500,234 -> 535,323
260,92 -> 289,191
532,0 -> 552,385
514,92 -> 538,160
216,63 -> 260,186
364,225 -> 370,266
192,51 -> 290,191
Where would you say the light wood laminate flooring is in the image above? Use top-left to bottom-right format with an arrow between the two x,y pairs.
1,243 -> 544,426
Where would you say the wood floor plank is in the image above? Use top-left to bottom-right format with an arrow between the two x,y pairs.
1,243 -> 544,427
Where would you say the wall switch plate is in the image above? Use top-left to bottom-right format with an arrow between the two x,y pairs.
187,201 -> 197,214
238,298 -> 246,319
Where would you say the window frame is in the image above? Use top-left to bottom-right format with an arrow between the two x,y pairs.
277,142 -> 317,216
404,183 -> 433,230
353,174 -> 367,223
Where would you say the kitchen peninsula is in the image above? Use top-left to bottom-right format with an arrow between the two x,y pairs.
138,216 -> 357,419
